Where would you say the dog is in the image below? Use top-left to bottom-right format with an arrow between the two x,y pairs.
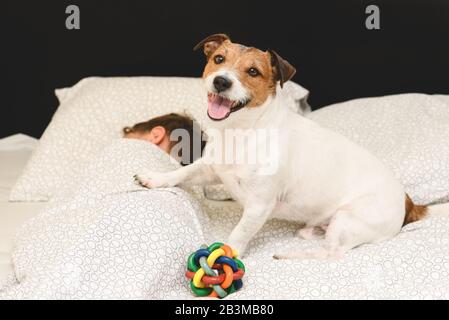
135,33 -> 431,259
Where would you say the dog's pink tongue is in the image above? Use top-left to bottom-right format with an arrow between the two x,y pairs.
208,95 -> 232,120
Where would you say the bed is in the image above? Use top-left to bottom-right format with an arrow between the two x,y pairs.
0,134 -> 47,282
2,133 -> 449,299
1,77 -> 449,299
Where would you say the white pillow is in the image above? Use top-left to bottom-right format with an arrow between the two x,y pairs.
308,93 -> 449,205
10,77 -> 308,201
68,138 -> 181,202
5,138 -> 206,299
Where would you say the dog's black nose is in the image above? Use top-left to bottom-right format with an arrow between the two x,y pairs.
213,76 -> 232,92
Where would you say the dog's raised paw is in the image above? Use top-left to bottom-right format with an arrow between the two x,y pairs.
134,170 -> 177,189
133,174 -> 152,188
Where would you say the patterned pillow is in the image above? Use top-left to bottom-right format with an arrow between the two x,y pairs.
68,139 -> 181,201
10,77 -> 309,201
68,138 -> 205,205
308,93 -> 449,205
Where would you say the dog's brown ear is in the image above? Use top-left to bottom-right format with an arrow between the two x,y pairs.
193,34 -> 230,58
268,50 -> 296,88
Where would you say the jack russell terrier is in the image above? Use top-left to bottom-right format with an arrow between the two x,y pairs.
135,33 -> 437,259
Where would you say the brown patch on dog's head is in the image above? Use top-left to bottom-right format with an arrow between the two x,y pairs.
193,33 -> 231,59
194,34 -> 297,119
268,50 -> 296,88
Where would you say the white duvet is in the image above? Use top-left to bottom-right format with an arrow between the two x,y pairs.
1,139 -> 449,299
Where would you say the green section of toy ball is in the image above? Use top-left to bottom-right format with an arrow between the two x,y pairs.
190,281 -> 212,297
208,242 -> 224,252
226,283 -> 236,295
187,252 -> 199,272
235,259 -> 246,272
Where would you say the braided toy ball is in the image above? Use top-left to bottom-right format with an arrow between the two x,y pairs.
185,242 -> 245,298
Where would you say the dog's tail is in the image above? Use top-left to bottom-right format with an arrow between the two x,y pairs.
403,194 -> 427,225
404,194 -> 449,226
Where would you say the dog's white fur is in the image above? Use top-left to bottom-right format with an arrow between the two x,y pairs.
135,64 -> 416,259
205,70 -> 250,103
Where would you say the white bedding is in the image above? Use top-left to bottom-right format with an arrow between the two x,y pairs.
0,135 -> 46,283
2,137 -> 449,299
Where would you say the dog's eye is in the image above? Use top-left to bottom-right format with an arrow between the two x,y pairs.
214,55 -> 225,64
247,67 -> 260,77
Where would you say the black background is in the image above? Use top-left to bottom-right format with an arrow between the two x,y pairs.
1,0 -> 449,138
0,299 -> 442,318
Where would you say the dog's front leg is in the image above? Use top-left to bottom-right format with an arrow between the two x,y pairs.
227,201 -> 276,257
135,158 -> 218,188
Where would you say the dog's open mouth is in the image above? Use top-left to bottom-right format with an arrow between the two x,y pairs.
207,93 -> 250,121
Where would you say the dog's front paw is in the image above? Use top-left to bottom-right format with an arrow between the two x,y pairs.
134,170 -> 178,189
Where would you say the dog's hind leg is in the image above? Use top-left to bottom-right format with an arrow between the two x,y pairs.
274,211 -> 366,259
274,203 -> 399,260
296,226 -> 326,240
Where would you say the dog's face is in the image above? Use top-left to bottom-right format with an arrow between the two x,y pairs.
194,34 -> 296,121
